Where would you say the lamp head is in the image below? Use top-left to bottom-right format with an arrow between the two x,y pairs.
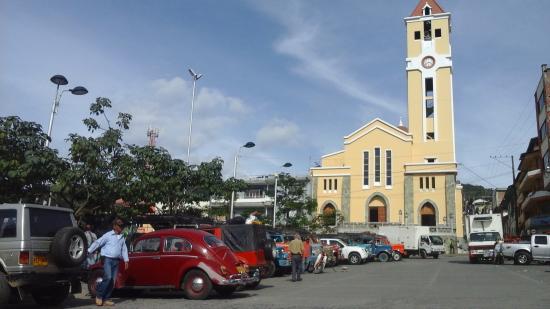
243,142 -> 255,148
50,75 -> 68,86
188,68 -> 203,80
282,162 -> 292,168
69,86 -> 88,95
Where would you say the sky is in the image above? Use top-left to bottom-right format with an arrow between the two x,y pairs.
1,0 -> 549,189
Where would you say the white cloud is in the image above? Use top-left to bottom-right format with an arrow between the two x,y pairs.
256,118 -> 302,148
119,76 -> 251,168
254,2 -> 401,114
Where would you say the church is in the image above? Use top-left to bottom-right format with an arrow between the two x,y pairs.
310,0 -> 463,237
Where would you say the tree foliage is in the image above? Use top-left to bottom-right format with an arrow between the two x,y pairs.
0,116 -> 66,203
3,97 -> 246,222
274,173 -> 317,229
52,97 -> 238,220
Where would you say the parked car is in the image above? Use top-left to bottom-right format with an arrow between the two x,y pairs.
87,228 -> 257,300
0,203 -> 86,306
370,234 -> 405,261
201,224 -> 275,282
320,238 -> 369,265
502,234 -> 550,265
347,235 -> 394,262
267,231 -> 291,275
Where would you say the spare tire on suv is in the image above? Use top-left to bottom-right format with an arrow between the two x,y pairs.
51,227 -> 88,267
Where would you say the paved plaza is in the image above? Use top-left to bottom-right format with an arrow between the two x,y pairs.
8,255 -> 550,309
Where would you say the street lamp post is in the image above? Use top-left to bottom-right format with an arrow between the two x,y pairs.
186,68 -> 203,165
229,142 -> 255,219
46,75 -> 88,147
273,162 -> 292,228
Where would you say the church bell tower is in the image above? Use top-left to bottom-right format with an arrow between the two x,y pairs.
405,0 -> 456,163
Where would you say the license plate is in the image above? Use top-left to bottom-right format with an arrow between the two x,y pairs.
279,260 -> 290,266
32,255 -> 48,267
236,266 -> 245,273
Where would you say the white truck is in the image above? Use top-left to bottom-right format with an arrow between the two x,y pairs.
502,234 -> 550,265
378,226 -> 445,259
464,214 -> 503,263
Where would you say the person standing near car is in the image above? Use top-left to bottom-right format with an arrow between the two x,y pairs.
84,224 -> 98,268
288,233 -> 304,282
88,218 -> 129,307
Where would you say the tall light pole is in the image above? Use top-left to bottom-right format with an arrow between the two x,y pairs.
186,68 -> 203,165
46,75 -> 88,147
229,141 -> 255,219
273,162 -> 292,228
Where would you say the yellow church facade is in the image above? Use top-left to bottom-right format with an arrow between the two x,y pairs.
310,0 -> 463,237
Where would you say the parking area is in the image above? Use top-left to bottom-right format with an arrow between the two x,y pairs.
7,255 -> 550,309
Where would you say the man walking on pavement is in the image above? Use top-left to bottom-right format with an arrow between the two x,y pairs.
288,233 -> 304,282
88,218 -> 129,306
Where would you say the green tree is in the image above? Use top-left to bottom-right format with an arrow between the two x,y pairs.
52,97 -> 132,217
54,97 -> 240,221
274,173 -> 317,228
0,116 -> 67,203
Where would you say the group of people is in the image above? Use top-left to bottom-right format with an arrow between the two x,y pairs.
287,233 -> 328,282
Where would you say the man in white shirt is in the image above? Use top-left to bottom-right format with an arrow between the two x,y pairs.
88,219 -> 129,306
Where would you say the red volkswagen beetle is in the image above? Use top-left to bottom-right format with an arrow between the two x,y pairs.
87,229 -> 258,300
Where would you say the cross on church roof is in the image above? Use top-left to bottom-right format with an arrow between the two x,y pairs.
410,0 -> 445,17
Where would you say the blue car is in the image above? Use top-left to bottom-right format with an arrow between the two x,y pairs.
267,232 -> 291,274
347,237 -> 393,262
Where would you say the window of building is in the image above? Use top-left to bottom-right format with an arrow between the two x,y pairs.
425,177 -> 430,189
435,29 -> 442,38
414,31 -> 421,40
329,179 -> 332,191
425,78 -> 434,97
386,150 -> 392,186
420,177 -> 423,189
423,20 -> 432,41
432,177 -> 435,189
539,120 -> 548,140
426,99 -> 434,118
374,148 -> 381,184
323,179 -> 327,191
537,92 -> 545,114
424,7 -> 431,16
363,151 -> 369,186
334,179 -> 338,191
426,132 -> 435,140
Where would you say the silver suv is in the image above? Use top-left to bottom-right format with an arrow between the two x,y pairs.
0,203 -> 88,306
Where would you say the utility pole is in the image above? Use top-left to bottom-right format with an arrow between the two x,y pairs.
489,155 -> 517,235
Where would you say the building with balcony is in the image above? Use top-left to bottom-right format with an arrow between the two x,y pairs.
209,175 -> 310,221
515,137 -> 544,234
